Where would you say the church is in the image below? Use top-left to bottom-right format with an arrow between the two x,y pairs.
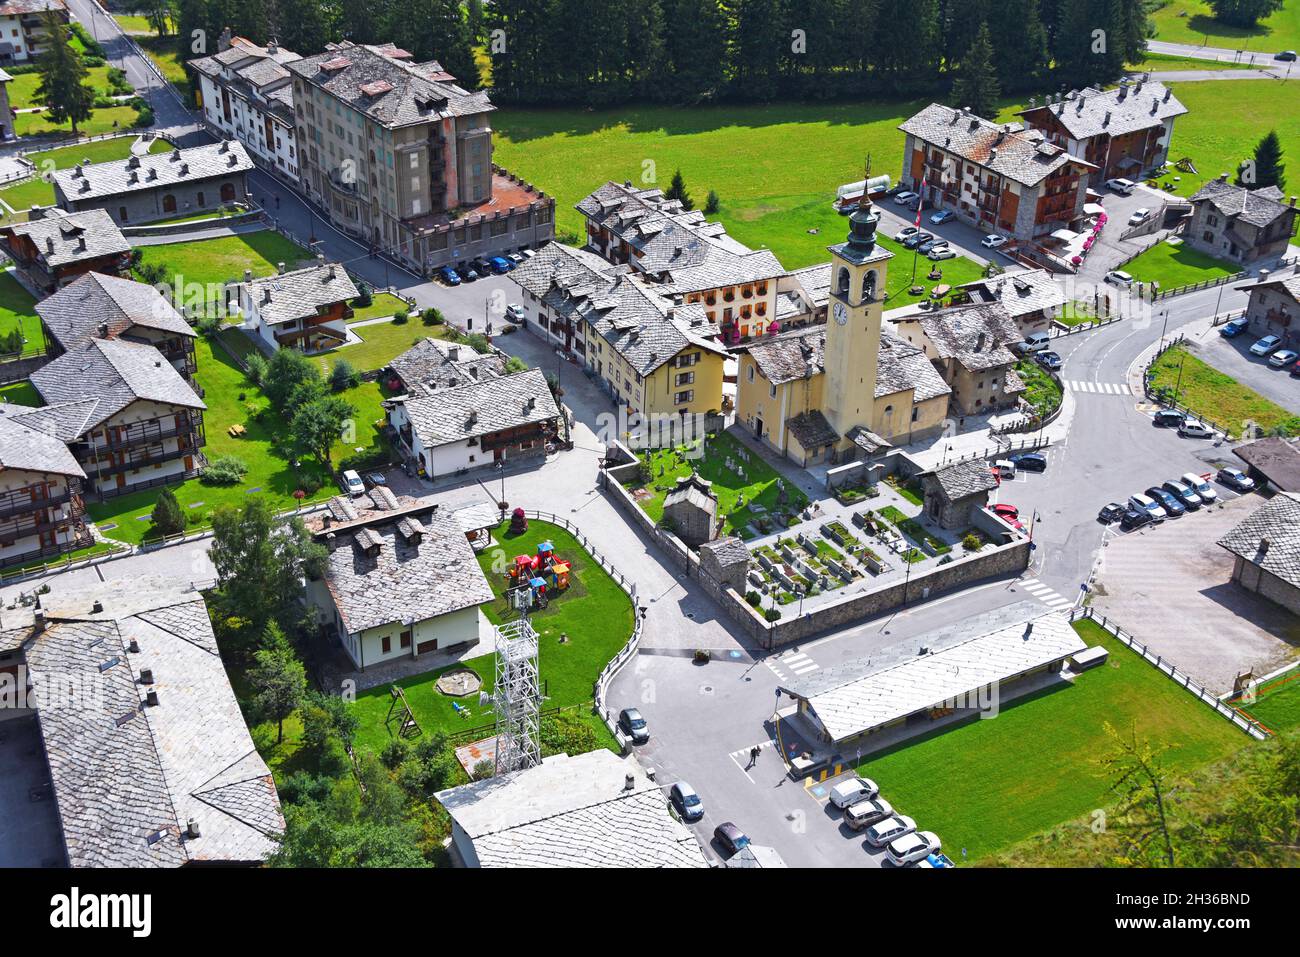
735,193 -> 951,467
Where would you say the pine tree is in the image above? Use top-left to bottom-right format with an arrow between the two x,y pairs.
151,487 -> 185,536
1207,0 -> 1284,28
661,0 -> 726,102
727,0 -> 786,101
1242,130 -> 1286,190
988,0 -> 1049,93
949,22 -> 1000,117
175,0 -> 206,60
704,189 -> 720,214
665,169 -> 693,210
35,12 -> 96,137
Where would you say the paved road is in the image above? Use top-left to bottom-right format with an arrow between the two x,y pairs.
1145,68 -> 1281,82
1147,39 -> 1299,68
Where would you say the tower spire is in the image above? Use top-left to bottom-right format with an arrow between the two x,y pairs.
858,154 -> 874,210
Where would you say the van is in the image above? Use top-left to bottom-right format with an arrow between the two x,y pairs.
1014,331 -> 1052,355
993,460 -> 1016,479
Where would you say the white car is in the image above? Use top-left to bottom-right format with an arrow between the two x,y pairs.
1250,335 -> 1281,356
981,234 -> 1008,248
342,469 -> 365,497
865,814 -> 917,847
1181,472 -> 1218,503
887,830 -> 942,867
1178,419 -> 1215,439
894,226 -> 919,242
829,776 -> 879,809
845,797 -> 894,831
1128,208 -> 1151,225
1268,348 -> 1299,368
1105,177 -> 1136,194
1105,270 -> 1134,287
1128,493 -> 1166,521
893,190 -> 919,206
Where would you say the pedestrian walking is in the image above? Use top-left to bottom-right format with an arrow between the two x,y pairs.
747,745 -> 761,769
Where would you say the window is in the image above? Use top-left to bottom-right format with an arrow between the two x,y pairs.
911,407 -> 920,422
674,390 -> 694,405
769,384 -> 777,398
400,630 -> 411,649
676,371 -> 695,386
197,191 -> 206,207
381,635 -> 391,654
746,366 -> 754,383
118,207 -> 128,222
162,194 -> 177,213
409,153 -> 419,169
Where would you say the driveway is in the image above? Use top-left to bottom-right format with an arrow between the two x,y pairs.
1091,491 -> 1300,692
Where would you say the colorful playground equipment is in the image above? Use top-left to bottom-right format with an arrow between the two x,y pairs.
506,540 -> 571,609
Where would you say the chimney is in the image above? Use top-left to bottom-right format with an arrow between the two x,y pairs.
98,321 -> 108,336
128,638 -> 140,653
1151,99 -> 1159,115
45,236 -> 54,253
975,332 -> 987,352
327,264 -> 336,281
244,268 -> 253,282
448,345 -> 460,361
277,261 -> 286,274
1164,88 -> 1172,102
1258,538 -> 1271,556
267,38 -> 278,54
145,689 -> 160,707
128,155 -> 140,168
219,139 -> 230,153
77,235 -> 86,251
1219,172 -> 1230,182
1260,269 -> 1271,284
624,772 -> 636,791
262,287 -> 272,304
326,531 -> 337,551
33,609 -> 45,634
1103,111 -> 1112,127
989,147 -> 998,161
91,600 -> 103,614
467,409 -> 478,427
179,163 -> 189,175
186,818 -> 201,839
526,396 -> 536,412
1290,196 -> 1297,207
139,668 -> 154,685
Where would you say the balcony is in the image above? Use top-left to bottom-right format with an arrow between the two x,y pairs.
0,485 -> 75,522
78,414 -> 203,455
87,442 -> 201,479
0,500 -> 85,543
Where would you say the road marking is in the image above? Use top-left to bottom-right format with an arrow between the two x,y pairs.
728,740 -> 775,782
1066,379 -> 1128,395
1018,578 -> 1072,611
781,651 -> 820,676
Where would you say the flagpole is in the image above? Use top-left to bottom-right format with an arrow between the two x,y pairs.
910,195 -> 924,286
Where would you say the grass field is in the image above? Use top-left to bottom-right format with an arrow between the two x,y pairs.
1122,238 -> 1241,288
86,333 -> 389,543
1015,359 -> 1063,417
0,270 -> 43,357
1238,670 -> 1300,731
350,519 -> 632,754
855,618 -> 1247,862
6,67 -> 116,109
347,292 -> 409,324
113,13 -> 161,34
1129,52 -> 1257,71
1149,345 -> 1300,437
0,380 -> 42,406
136,35 -> 189,98
14,105 -> 143,139
134,232 -> 313,313
314,317 -> 452,374
1152,0 -> 1300,52
0,136 -> 170,212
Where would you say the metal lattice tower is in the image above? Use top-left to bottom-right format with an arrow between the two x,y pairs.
493,617 -> 541,774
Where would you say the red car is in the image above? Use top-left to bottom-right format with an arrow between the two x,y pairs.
988,503 -> 1025,531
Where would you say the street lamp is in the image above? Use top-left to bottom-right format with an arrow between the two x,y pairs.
1157,309 -> 1170,351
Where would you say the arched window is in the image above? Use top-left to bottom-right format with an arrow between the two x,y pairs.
836,267 -> 851,296
220,182 -> 236,203
162,194 -> 177,213
862,270 -> 877,302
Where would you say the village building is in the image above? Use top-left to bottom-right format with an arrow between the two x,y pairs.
1186,178 -> 1299,266
305,492 -> 494,670
1217,491 -> 1300,617
0,67 -> 13,140
386,368 -> 560,480
889,302 -> 1025,416
189,33 -> 303,182
287,40 -> 553,269
28,337 -> 207,499
0,0 -> 67,65
0,209 -> 130,293
51,140 -> 253,226
0,579 -> 283,866
1234,272 -> 1300,349
958,268 -> 1071,335
661,472 -> 719,546
385,336 -> 506,394
435,749 -> 708,868
1017,77 -> 1188,183
1232,436 -> 1300,494
235,260 -> 359,353
36,271 -> 197,377
0,409 -> 91,569
898,104 -> 1095,242
919,459 -> 1000,531
698,536 -> 751,593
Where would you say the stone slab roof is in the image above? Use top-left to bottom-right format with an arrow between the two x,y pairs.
0,398 -> 100,443
876,334 -> 951,402
900,103 -> 1092,187
0,408 -> 85,476
1233,436 -> 1300,492
926,459 -> 999,501
396,368 -> 559,450
243,262 -> 359,326
1235,273 -> 1300,306
960,268 -> 1069,319
52,140 -> 252,202
316,503 -> 493,635
21,579 -> 281,866
5,209 -> 129,269
388,336 -> 506,393
0,0 -> 65,15
36,271 -> 193,352
1020,79 -> 1188,141
663,472 -> 718,515
1190,179 -> 1297,229
436,750 -> 707,868
786,409 -> 840,450
746,325 -> 825,385
699,536 -> 750,569
1218,492 -> 1300,589
913,302 -> 1021,372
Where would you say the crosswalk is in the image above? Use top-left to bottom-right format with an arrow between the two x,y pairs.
1064,379 -> 1129,395
766,649 -> 820,682
1018,577 -> 1075,612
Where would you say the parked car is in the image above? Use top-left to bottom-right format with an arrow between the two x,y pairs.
927,246 -> 957,261
1276,50 -> 1298,61
1181,472 -> 1218,503
893,190 -> 919,207
505,303 -> 526,323
1119,508 -> 1154,531
1104,270 -> 1135,287
669,782 -> 704,822
519,248 -> 536,259
1153,409 -> 1185,428
981,234 -> 1008,248
887,831 -> 942,867
1098,502 -> 1126,524
365,472 -> 386,487
991,503 -> 1019,520
1250,335 -> 1282,357
1105,177 -> 1136,195
1220,317 -> 1249,338
507,252 -> 526,266
903,231 -> 933,249
713,822 -> 751,856
865,814 -> 917,848
437,265 -> 461,286
1217,467 -> 1256,492
1128,208 -> 1152,226
1177,419 -> 1215,439
1014,331 -> 1053,355
1162,480 -> 1202,510
1035,350 -> 1063,371
1010,452 -> 1047,472
913,852 -> 956,868
894,226 -> 920,242
918,238 -> 948,255
456,264 -> 479,282
929,209 -> 955,225
844,798 -> 894,831
1145,486 -> 1186,518
618,707 -> 649,744
829,776 -> 879,809
1268,349 -> 1299,368
341,469 -> 365,497
488,256 -> 514,274
1128,493 -> 1167,521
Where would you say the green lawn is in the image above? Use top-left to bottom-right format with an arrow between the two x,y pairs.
113,13 -> 160,34
86,333 -> 390,543
348,292 -> 410,324
1128,52 -> 1257,71
0,271 -> 44,357
628,430 -> 807,537
136,35 -> 190,98
14,105 -> 144,139
134,231 -> 313,314
1015,359 -> 1062,418
6,66 -> 117,109
314,318 -> 452,374
0,380 -> 42,406
0,136 -> 170,213
350,519 -> 634,754
1152,0 -> 1300,52
1239,672 -> 1300,731
1122,238 -> 1240,289
855,618 -> 1247,862
1149,345 -> 1300,437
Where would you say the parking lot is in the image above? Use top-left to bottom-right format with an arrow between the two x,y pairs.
1190,328 -> 1300,415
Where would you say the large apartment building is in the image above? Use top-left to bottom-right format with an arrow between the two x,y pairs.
190,33 -> 303,182
0,0 -> 67,65
286,41 -> 553,270
899,104 -> 1095,242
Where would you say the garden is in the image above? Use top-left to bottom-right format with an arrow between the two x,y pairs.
1148,345 -> 1300,437
0,270 -> 44,357
132,231 -> 315,316
855,617 -> 1247,861
1122,237 -> 1241,290
1237,670 -> 1300,732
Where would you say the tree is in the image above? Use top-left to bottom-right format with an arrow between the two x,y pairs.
291,395 -> 356,467
988,0 -> 1050,93
142,0 -> 176,35
263,347 -> 323,413
1207,0 -> 1284,27
150,487 -> 186,536
949,23 -> 1000,118
329,358 -> 359,393
35,11 -> 96,137
726,0 -> 787,101
209,497 -> 328,631
1099,721 -> 1177,867
661,0 -> 726,102
1240,130 -> 1286,190
249,642 -> 306,742
665,169 -> 693,210
704,189 -> 720,214
504,355 -> 528,374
